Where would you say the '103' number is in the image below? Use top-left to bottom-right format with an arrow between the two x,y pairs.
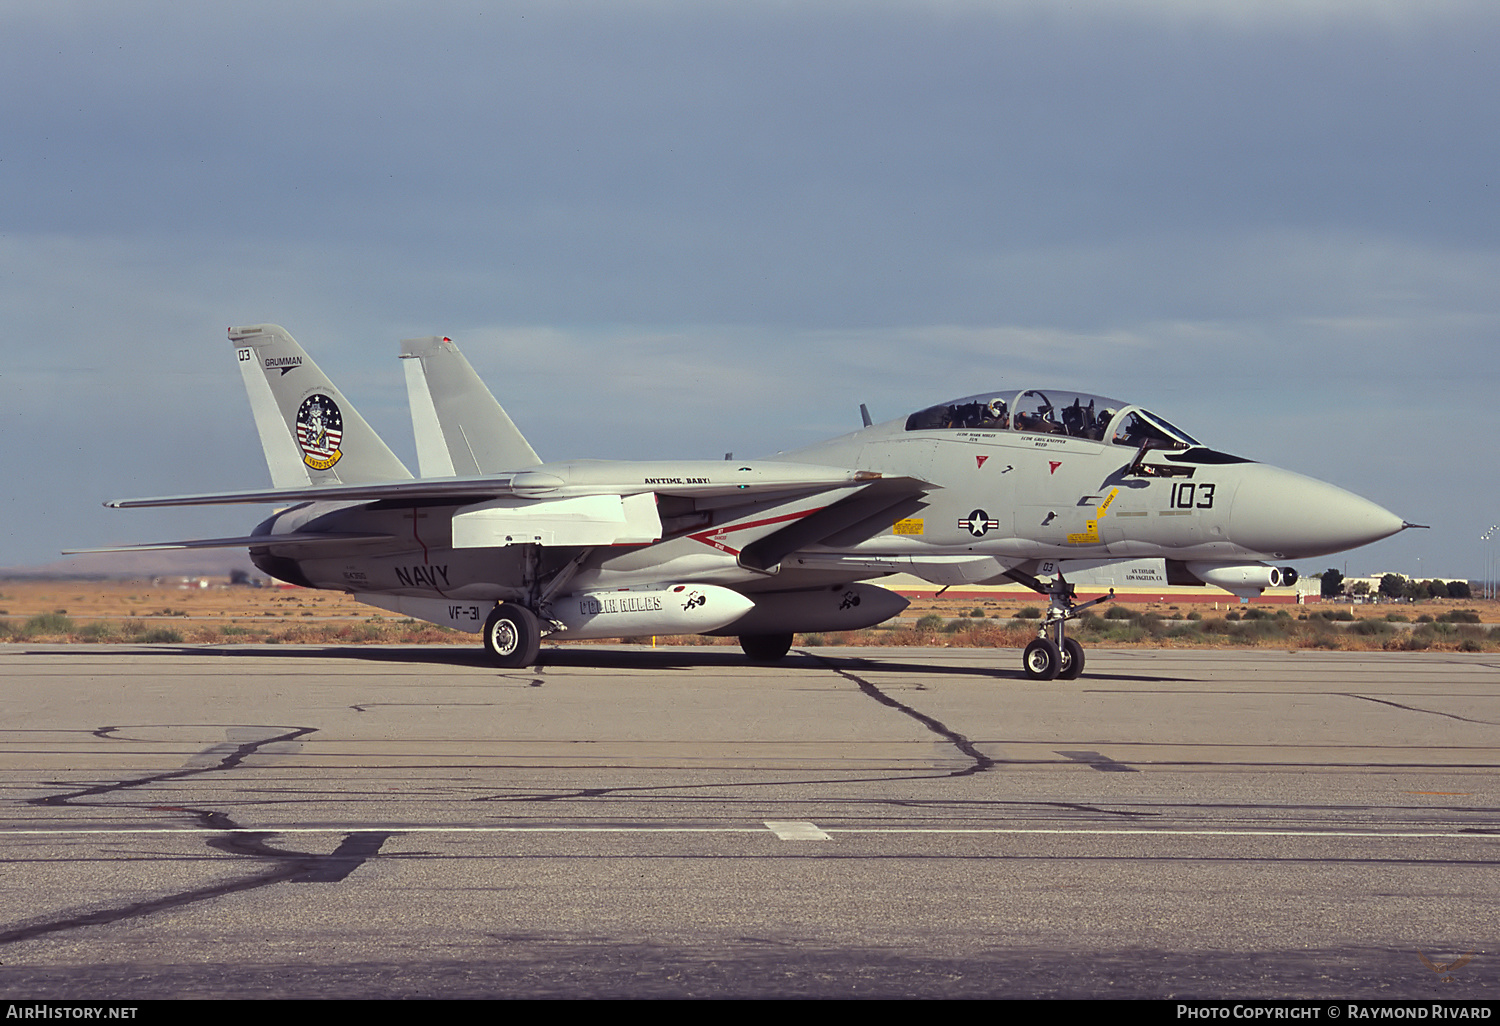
1169,482 -> 1215,509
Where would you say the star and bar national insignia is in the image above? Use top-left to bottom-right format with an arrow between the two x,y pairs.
959,509 -> 999,537
295,393 -> 344,471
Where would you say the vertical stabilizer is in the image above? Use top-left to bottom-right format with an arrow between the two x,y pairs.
400,335 -> 542,477
230,324 -> 413,487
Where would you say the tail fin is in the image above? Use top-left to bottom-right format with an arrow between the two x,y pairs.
230,324 -> 413,487
400,335 -> 542,477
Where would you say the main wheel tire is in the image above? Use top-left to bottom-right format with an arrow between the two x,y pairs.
1057,637 -> 1086,680
483,603 -> 541,668
1022,637 -> 1062,680
739,632 -> 794,663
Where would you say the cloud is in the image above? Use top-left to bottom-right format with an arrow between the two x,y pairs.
3,0 -> 1496,576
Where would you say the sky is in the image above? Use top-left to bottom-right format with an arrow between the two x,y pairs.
3,0 -> 1496,581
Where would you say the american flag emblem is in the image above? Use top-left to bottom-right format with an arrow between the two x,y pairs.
295,393 -> 344,471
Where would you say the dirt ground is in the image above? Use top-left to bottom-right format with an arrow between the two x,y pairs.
0,578 -> 1493,651
0,578 -> 381,625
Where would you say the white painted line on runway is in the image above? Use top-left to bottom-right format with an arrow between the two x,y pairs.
764,820 -> 832,840
0,825 -> 1493,840
828,827 -> 1500,839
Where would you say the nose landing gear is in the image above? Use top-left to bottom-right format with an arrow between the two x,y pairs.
1020,573 -> 1112,681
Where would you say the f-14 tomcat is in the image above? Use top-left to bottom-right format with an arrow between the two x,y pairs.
80,325 -> 1413,679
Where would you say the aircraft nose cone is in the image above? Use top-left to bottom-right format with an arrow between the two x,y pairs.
1229,465 -> 1405,559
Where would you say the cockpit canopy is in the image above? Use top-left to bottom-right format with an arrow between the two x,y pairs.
904,389 -> 1201,450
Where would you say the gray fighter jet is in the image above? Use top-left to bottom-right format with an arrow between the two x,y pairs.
80,325 -> 1412,679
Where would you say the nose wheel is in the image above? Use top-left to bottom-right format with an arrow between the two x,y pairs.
1020,574 -> 1110,680
1022,638 -> 1063,679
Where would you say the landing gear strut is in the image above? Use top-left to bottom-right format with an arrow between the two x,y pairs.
1021,574 -> 1112,681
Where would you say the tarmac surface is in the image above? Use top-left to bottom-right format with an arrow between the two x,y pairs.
0,642 -> 1496,999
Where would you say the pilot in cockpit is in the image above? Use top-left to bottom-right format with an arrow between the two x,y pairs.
980,398 -> 1008,429
1097,409 -> 1116,441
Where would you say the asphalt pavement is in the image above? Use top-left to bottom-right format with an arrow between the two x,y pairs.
0,643 -> 1495,999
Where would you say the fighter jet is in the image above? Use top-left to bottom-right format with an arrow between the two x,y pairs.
78,325 -> 1412,679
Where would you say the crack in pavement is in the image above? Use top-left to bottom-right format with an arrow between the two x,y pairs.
0,830 -> 395,945
3,724 -> 393,946
31,725 -> 316,807
799,650 -> 995,777
470,653 -> 1154,816
1340,693 -> 1500,726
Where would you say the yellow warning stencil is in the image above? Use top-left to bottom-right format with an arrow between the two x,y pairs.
1067,488 -> 1118,544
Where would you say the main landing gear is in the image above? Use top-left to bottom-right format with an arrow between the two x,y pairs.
1020,574 -> 1112,681
483,602 -> 541,668
739,633 -> 793,663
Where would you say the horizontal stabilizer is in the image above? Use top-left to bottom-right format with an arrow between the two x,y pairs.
63,532 -> 394,554
106,462 -> 900,509
106,479 -> 510,509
